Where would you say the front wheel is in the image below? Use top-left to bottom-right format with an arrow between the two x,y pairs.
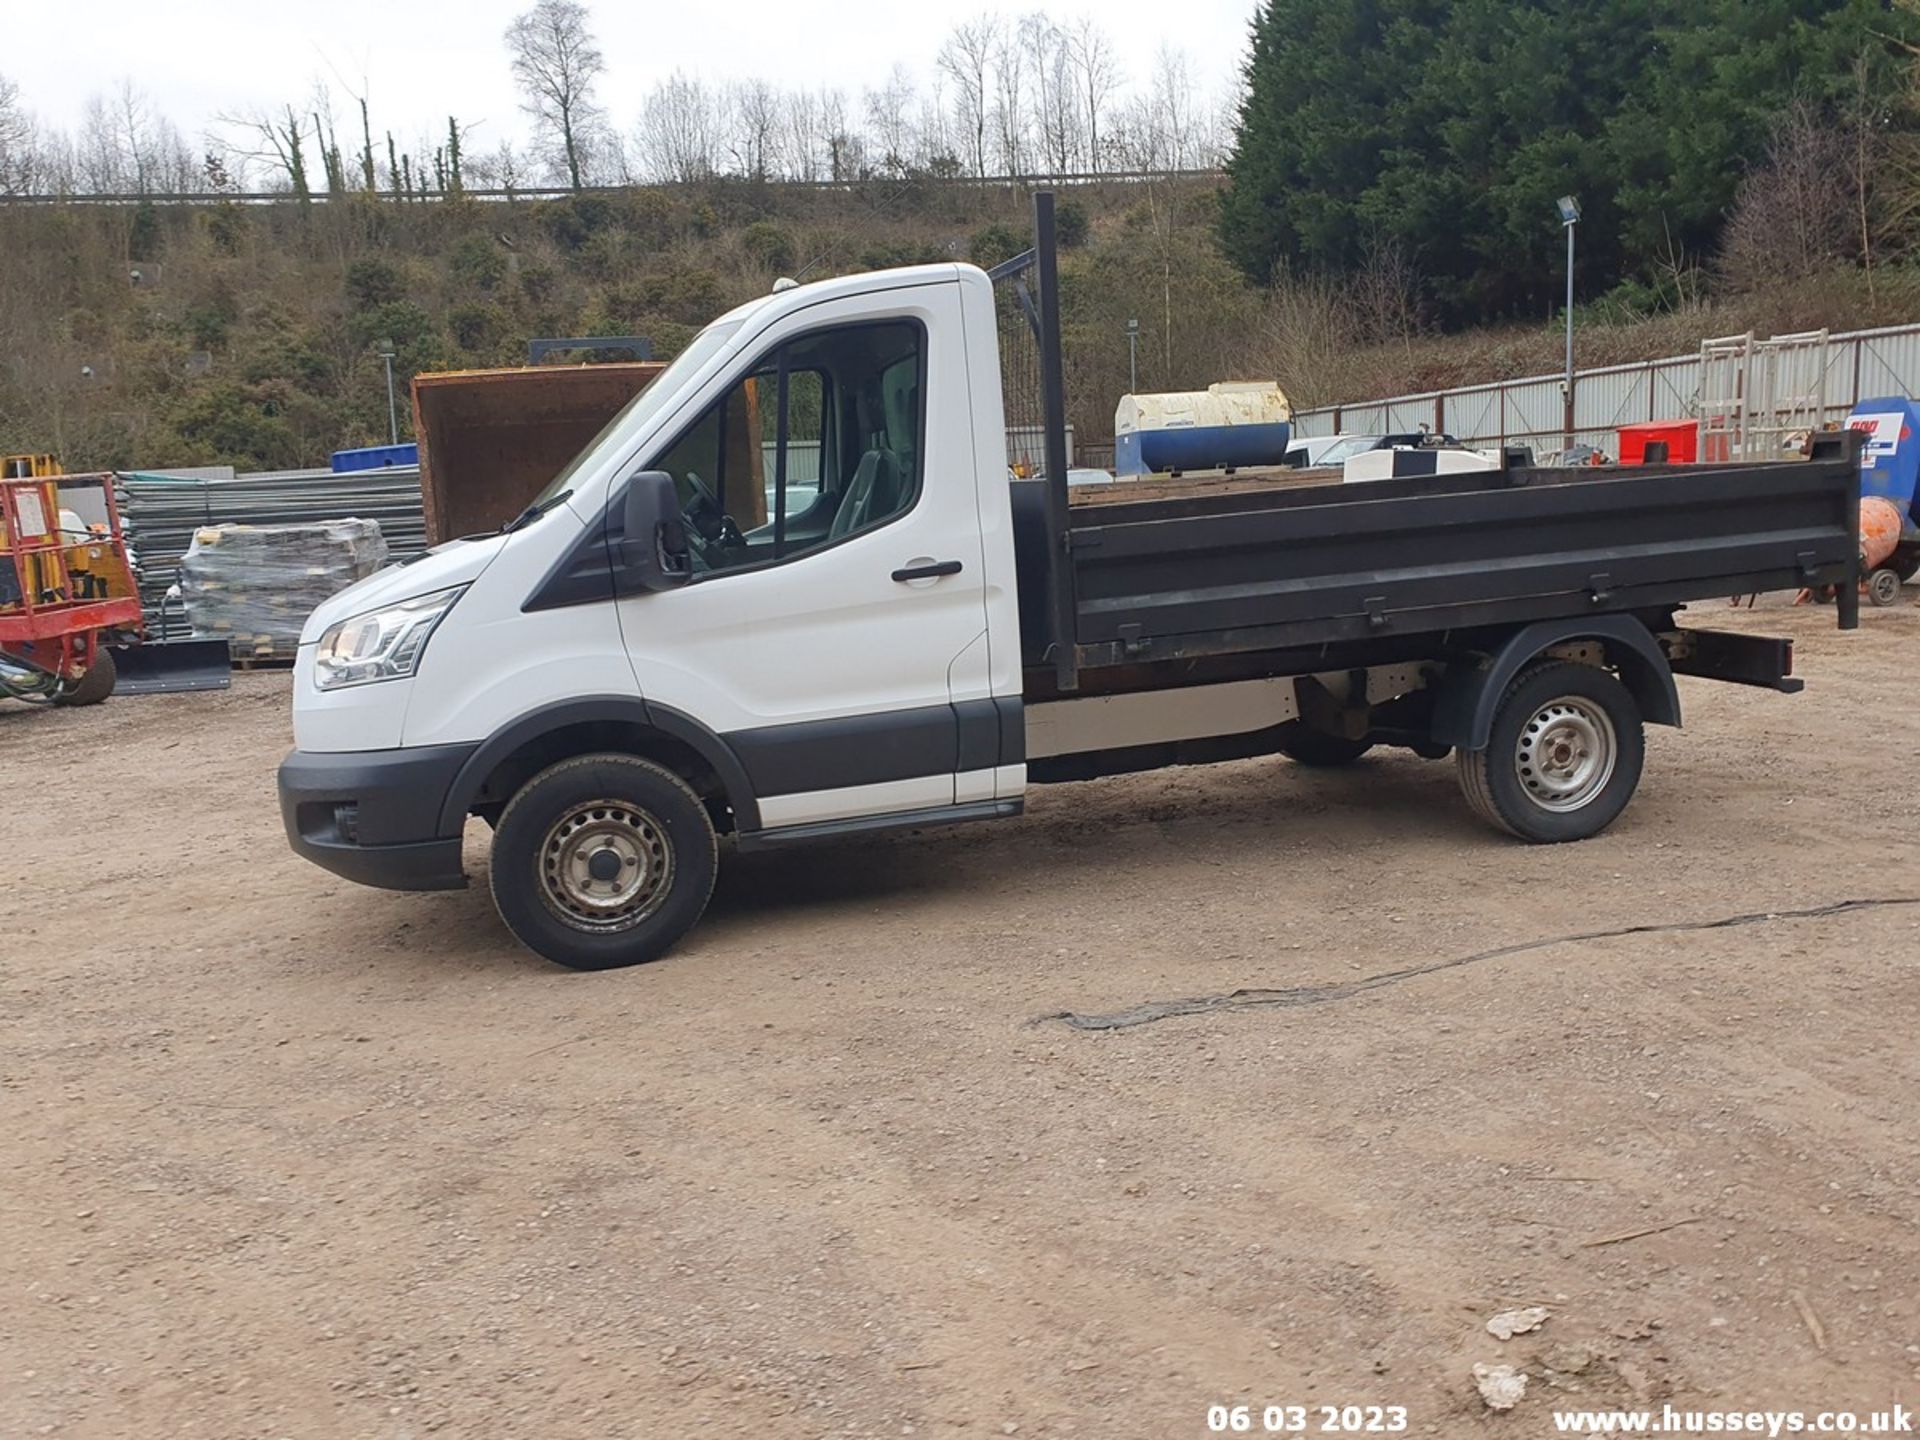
489,753 -> 718,970
1455,660 -> 1645,843
51,647 -> 116,707
1867,566 -> 1903,608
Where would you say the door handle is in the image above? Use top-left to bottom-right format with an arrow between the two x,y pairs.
891,559 -> 964,582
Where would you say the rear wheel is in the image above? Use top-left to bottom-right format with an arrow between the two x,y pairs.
1279,728 -> 1374,767
489,753 -> 718,970
1455,660 -> 1644,843
51,647 -> 116,707
1867,566 -> 1903,607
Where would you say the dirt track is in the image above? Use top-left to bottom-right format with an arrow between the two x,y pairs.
5,599 -> 1918,1438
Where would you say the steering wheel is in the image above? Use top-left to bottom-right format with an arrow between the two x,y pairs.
680,470 -> 745,564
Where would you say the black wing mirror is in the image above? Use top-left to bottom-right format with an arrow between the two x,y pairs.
614,470 -> 692,594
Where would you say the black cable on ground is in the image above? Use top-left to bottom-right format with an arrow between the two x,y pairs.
1034,897 -> 1920,1032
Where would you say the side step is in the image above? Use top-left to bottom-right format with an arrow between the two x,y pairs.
736,799 -> 1022,852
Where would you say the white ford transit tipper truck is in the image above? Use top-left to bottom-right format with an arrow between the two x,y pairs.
278,195 -> 1860,970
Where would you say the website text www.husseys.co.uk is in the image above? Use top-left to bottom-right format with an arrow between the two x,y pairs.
1551,1404 -> 1913,1435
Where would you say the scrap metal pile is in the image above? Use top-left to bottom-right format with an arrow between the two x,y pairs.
115,467 -> 427,644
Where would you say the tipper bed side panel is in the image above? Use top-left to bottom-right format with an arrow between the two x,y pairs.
1047,459 -> 1857,668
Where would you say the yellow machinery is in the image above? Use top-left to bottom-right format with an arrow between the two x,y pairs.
0,453 -> 233,700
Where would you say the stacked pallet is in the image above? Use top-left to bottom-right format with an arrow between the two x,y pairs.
116,467 -> 427,643
179,519 -> 389,660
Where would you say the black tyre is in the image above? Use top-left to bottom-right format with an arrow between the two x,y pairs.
1279,728 -> 1374,767
489,753 -> 718,970
1455,660 -> 1644,843
51,647 -> 116,707
1867,567 -> 1903,608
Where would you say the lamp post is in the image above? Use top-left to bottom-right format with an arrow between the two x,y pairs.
380,341 -> 403,449
1126,318 -> 1139,395
1555,195 -> 1579,449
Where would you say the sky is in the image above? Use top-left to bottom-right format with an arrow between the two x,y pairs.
6,0 -> 1259,163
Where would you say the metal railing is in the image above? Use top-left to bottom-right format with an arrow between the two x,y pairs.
1290,321 -> 1920,456
0,168 -> 1225,208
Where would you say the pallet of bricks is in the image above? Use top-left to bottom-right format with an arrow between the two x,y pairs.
179,519 -> 388,663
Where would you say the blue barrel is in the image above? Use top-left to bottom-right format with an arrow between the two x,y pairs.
1851,397 -> 1920,528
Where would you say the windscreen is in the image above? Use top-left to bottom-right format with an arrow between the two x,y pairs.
529,320 -> 744,506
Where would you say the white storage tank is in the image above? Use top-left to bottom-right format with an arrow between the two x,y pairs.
1114,381 -> 1293,478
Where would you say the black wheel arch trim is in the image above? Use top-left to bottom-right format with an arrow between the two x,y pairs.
437,694 -> 762,834
1431,615 -> 1679,752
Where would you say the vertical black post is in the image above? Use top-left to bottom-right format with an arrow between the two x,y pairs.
1837,427 -> 1861,632
773,354 -> 790,558
1033,190 -> 1079,691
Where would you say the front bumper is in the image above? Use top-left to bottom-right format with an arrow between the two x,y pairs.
278,744 -> 478,891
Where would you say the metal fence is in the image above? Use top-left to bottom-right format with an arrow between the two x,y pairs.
1290,322 -> 1920,457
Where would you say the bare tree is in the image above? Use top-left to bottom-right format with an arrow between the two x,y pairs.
0,73 -> 38,194
1719,99 -> 1855,291
216,103 -> 314,201
311,83 -> 348,195
468,138 -> 527,195
73,86 -> 191,194
991,22 -> 1029,174
1350,234 -> 1421,354
938,16 -> 998,178
76,95 -> 121,191
1024,15 -> 1080,172
504,0 -> 605,190
864,63 -> 918,175
820,87 -> 860,180
916,74 -> 954,170
1251,265 -> 1359,407
634,72 -> 717,183
784,88 -> 823,181
1067,17 -> 1120,173
1147,44 -> 1197,169
729,77 -> 784,181
114,81 -> 161,192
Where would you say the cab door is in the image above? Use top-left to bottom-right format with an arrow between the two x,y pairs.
616,281 -> 993,830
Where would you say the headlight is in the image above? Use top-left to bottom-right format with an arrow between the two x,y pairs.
314,586 -> 465,690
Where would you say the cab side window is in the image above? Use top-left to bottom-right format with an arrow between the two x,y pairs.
650,320 -> 923,575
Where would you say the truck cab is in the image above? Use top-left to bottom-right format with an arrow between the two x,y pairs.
282,263 -> 1029,966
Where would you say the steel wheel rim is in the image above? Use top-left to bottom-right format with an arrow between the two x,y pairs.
1871,570 -> 1900,605
1514,695 -> 1616,812
538,799 -> 674,932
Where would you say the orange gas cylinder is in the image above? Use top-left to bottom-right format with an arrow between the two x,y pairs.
1861,495 -> 1904,570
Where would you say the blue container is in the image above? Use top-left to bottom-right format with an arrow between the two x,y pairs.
1850,397 -> 1920,528
332,443 -> 419,473
1113,383 -> 1293,478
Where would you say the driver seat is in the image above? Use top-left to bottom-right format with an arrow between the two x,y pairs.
828,448 -> 902,541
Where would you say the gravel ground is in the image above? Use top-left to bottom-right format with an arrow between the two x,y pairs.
4,598 -> 1917,1439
